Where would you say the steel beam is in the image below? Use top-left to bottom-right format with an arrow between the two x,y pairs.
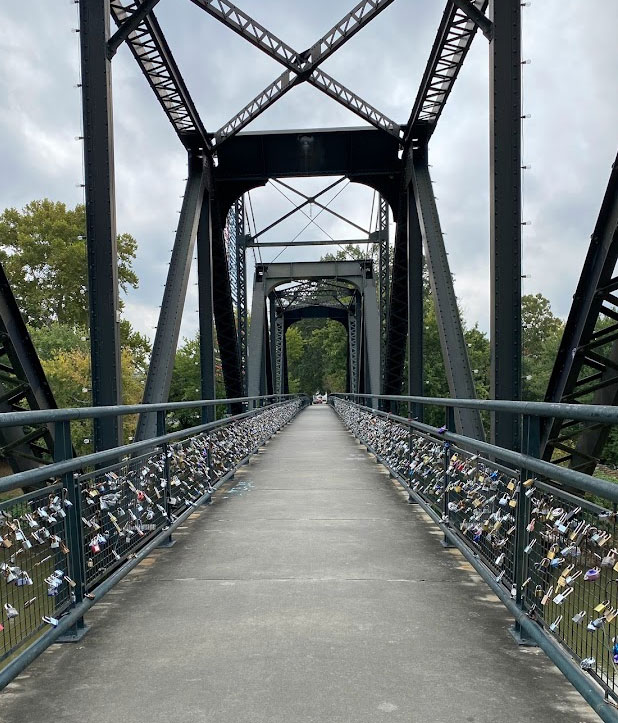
247,274 -> 267,399
451,0 -> 492,39
378,195 -> 389,390
362,274 -> 381,405
212,217 -> 244,405
349,300 -> 360,393
197,190 -> 216,424
542,153 -> 618,471
489,0 -> 521,451
107,0 -> 161,57
79,0 -> 122,450
407,185 -> 424,419
0,264 -> 57,476
274,312 -> 285,396
236,219 -> 248,394
215,127 -> 401,189
110,1 -> 210,151
383,192 -> 408,398
258,260 -> 374,296
412,151 -> 485,440
248,239 -> 373,248
269,292 -> 277,394
405,1 -> 487,145
195,0 -> 399,144
136,154 -> 206,440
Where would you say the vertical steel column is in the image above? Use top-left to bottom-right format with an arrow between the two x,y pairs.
247,275 -> 266,399
236,218 -> 248,393
79,0 -> 122,450
136,154 -> 206,440
268,293 -> 277,390
383,207 -> 408,398
511,414 -> 539,645
413,151 -> 485,441
55,419 -> 88,642
348,298 -> 359,394
362,274 -> 381,405
282,329 -> 289,395
378,195 -> 389,391
264,304 -> 273,396
489,0 -> 522,451
197,190 -> 216,424
407,185 -> 424,421
274,313 -> 285,397
212,220 -> 244,405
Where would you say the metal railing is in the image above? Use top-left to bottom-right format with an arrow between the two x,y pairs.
0,394 -> 307,687
330,393 -> 618,723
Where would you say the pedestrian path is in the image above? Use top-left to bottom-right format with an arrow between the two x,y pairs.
0,406 -> 599,722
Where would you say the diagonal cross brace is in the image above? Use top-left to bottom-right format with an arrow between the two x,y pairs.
189,0 -> 400,144
404,0 -> 487,146
110,1 -> 211,151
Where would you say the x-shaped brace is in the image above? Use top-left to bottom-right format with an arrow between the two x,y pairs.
189,0 -> 401,145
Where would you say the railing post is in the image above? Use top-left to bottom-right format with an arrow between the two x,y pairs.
157,410 -> 176,548
441,407 -> 455,548
510,413 -> 539,646
55,420 -> 89,642
204,429 -> 214,504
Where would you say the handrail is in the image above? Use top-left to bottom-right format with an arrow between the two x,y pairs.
348,402 -> 618,504
0,397 -> 307,685
331,396 -> 618,718
0,400 -> 298,494
0,394 -> 303,428
331,392 -> 618,426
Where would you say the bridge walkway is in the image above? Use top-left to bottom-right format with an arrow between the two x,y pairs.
1,406 -> 598,722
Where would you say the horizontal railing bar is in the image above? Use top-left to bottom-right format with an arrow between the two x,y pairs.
335,402 -> 618,722
333,392 -> 618,426
340,399 -> 618,504
0,402 -> 303,689
76,450 -> 161,483
0,481 -> 63,510
0,394 -> 301,429
0,457 -> 234,689
414,494 -> 618,723
0,401 -> 297,494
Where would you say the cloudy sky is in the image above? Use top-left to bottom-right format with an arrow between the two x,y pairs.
1,0 -> 616,344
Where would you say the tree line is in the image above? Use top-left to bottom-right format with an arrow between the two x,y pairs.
2,200 -> 612,463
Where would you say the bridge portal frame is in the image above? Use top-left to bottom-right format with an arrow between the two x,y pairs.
248,262 -> 379,403
76,0 -> 525,453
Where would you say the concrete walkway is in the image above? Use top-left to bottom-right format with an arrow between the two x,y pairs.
1,406 -> 599,722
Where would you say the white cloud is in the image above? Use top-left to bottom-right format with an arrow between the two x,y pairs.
1,0 -> 616,349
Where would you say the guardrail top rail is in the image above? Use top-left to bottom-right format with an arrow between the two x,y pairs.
0,395 -> 307,688
331,395 -> 618,721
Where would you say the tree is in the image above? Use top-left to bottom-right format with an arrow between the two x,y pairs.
285,326 -> 305,393
28,320 -> 151,372
0,199 -> 138,328
521,293 -> 564,401
167,334 -> 227,428
42,348 -> 145,455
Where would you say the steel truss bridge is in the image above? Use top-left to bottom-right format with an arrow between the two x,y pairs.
0,1 -> 617,720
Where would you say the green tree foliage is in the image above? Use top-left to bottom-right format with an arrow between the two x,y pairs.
42,348 -> 145,456
286,319 -> 348,396
0,198 -> 147,452
167,334 -> 227,428
522,293 -> 564,401
29,320 -> 151,372
0,199 -> 138,327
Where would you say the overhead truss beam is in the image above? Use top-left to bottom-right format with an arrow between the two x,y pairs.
405,0 -> 488,145
107,0 -> 161,57
109,0 -> 211,151
542,152 -> 618,474
190,0 -> 400,144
